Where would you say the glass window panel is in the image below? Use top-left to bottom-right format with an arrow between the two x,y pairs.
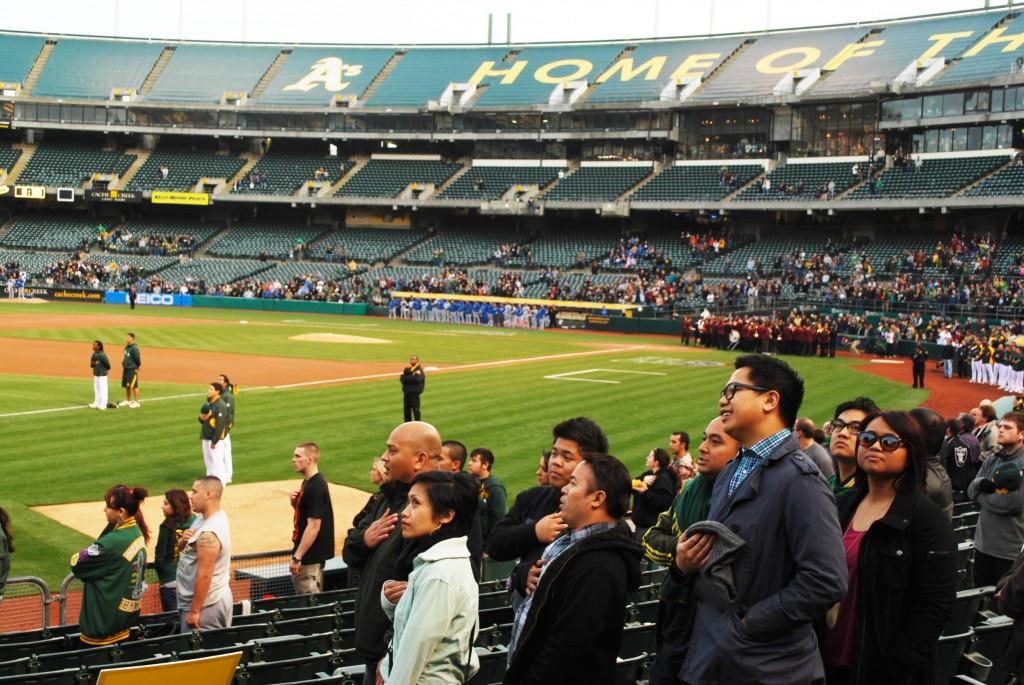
923,95 -> 943,118
992,89 -> 1004,113
942,92 -> 964,117
999,124 -> 1013,148
939,128 -> 953,152
952,128 -> 968,152
925,128 -> 939,151
967,127 -> 983,150
982,125 -> 997,149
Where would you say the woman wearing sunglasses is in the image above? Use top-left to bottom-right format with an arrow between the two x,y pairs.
822,411 -> 956,685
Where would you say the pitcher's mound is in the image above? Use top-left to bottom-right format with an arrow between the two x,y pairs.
34,480 -> 371,557
290,333 -> 391,344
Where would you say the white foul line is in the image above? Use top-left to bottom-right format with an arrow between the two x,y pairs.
543,367 -> 668,385
0,347 -> 644,418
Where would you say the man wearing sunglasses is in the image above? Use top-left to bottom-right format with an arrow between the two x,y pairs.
676,355 -> 847,685
826,398 -> 880,494
969,411 -> 1024,587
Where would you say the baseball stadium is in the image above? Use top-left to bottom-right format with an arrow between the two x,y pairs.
1,0 -> 1024,682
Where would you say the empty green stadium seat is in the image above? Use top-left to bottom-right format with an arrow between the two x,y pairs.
0,35 -> 44,86
256,47 -> 395,105
336,159 -> 462,198
364,47 -> 506,107
0,143 -> 22,173
967,161 -> 1024,197
232,152 -> 354,196
307,227 -> 427,263
147,44 -> 280,103
473,44 -> 621,107
18,142 -> 135,188
847,156 -> 1005,199
151,258 -> 270,289
633,164 -> 762,202
34,39 -> 163,99
733,161 -> 857,202
0,214 -> 98,251
545,166 -> 652,202
207,223 -> 329,259
126,148 -> 245,192
440,165 -> 562,200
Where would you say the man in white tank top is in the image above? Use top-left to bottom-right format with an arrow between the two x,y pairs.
176,476 -> 233,632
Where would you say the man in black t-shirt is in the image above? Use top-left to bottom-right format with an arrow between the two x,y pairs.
289,442 -> 335,594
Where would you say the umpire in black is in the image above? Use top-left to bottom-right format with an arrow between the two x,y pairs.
400,355 -> 425,421
912,342 -> 928,388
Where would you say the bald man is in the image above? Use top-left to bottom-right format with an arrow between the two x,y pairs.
176,476 -> 232,632
343,421 -> 440,685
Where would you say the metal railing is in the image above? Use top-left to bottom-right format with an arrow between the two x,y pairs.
0,576 -> 53,635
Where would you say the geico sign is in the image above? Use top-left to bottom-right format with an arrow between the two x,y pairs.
138,293 -> 176,306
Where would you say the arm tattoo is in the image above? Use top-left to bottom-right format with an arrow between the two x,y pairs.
196,531 -> 221,552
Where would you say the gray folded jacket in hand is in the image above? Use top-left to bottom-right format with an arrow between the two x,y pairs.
683,520 -> 747,603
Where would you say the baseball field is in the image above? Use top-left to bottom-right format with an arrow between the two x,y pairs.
0,299 -> 927,587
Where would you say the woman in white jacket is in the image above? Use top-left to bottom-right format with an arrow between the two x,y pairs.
378,471 -> 480,684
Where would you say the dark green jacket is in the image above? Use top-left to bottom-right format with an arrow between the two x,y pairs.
478,474 -> 507,541
70,518 -> 147,645
0,525 -> 9,599
154,514 -> 196,584
221,385 -> 236,431
90,351 -> 110,377
200,396 -> 229,444
122,343 -> 141,371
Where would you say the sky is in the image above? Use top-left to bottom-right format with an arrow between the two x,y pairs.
0,0 -> 1011,45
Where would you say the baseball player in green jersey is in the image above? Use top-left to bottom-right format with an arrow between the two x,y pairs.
89,340 -> 111,410
200,382 -> 231,484
119,333 -> 141,408
70,485 -> 149,646
217,374 -> 236,485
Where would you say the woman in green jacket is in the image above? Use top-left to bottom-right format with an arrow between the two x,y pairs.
154,489 -> 195,613
0,507 -> 12,605
71,485 -> 149,646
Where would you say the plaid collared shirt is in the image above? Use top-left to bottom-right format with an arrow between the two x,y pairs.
507,521 -> 618,659
727,428 -> 792,496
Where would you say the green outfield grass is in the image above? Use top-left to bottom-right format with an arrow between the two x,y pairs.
1,301 -> 927,585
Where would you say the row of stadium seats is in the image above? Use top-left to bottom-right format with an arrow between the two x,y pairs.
2,9 -> 1020,106
207,223 -> 330,259
5,143 -> 1022,201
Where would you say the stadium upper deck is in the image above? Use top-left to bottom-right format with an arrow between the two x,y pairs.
0,8 -> 1022,110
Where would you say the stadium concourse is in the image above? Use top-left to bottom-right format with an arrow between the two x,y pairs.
5,2 -> 1024,683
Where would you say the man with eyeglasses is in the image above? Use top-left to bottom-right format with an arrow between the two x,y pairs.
969,411 -> 1024,587
675,354 -> 847,685
826,397 -> 880,494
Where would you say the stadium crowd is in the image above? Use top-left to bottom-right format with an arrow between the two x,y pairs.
7,352 -> 1024,684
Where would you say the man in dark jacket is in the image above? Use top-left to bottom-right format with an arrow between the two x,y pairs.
676,354 -> 847,685
941,414 -> 981,496
342,421 -> 439,685
504,453 -> 642,684
912,343 -> 928,388
485,416 -> 608,609
400,355 -> 425,422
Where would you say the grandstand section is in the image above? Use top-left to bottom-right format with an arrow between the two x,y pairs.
33,39 -> 164,99
632,162 -> 765,202
439,163 -> 562,200
206,222 -> 330,259
256,47 -> 396,105
102,219 -> 222,254
522,227 -> 625,268
307,227 -> 428,263
231,149 -> 353,196
149,257 -> 270,289
932,12 -> 1024,86
125,147 -> 246,192
733,161 -> 858,202
699,229 -> 850,275
967,161 -> 1024,197
146,44 -> 280,103
335,157 -> 462,198
809,13 -> 998,98
0,213 -> 98,251
0,142 -> 22,174
543,164 -> 651,203
692,25 -> 865,103
472,44 -> 623,107
846,155 -> 1007,199
403,226 -> 532,265
16,141 -> 135,188
0,35 -> 44,87
586,37 -> 743,103
362,47 -> 506,107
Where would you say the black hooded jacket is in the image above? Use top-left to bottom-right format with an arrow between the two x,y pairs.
503,521 -> 642,684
